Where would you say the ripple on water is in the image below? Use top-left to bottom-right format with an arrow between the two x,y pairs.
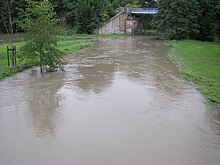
0,36 -> 220,165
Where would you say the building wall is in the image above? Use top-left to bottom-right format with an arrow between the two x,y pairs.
96,12 -> 142,34
97,12 -> 126,34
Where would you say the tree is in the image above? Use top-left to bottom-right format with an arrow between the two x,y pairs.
141,0 -> 158,7
152,0 -> 220,41
112,0 -> 141,8
153,0 -> 200,39
18,0 -> 64,72
1,0 -> 15,35
197,0 -> 220,41
124,0 -> 141,8
0,0 -> 27,34
140,0 -> 158,30
63,0 -> 113,34
74,0 -> 101,33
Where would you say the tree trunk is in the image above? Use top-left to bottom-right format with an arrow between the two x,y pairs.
3,0 -> 14,35
8,3 -> 13,34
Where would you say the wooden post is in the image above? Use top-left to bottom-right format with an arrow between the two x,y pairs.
6,46 -> 17,67
12,47 -> 14,67
7,46 -> 10,66
14,46 -> 16,66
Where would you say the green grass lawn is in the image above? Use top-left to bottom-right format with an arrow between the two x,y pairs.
0,39 -> 93,80
167,40 -> 220,113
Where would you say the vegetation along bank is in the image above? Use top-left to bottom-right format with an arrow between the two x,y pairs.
167,40 -> 220,114
0,39 -> 93,80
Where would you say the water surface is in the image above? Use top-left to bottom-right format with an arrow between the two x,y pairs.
0,36 -> 219,165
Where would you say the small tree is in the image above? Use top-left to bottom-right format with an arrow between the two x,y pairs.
18,0 -> 64,72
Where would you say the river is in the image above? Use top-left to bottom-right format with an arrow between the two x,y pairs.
0,36 -> 219,165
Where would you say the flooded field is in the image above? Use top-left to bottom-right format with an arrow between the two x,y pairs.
0,36 -> 219,165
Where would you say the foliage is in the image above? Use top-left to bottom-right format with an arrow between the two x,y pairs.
197,0 -> 220,41
213,21 -> 220,42
0,0 -> 27,34
139,0 -> 158,30
167,40 -> 220,113
153,0 -> 220,41
0,39 -> 93,79
0,0 -> 145,34
74,0 -> 103,34
17,0 -> 64,72
63,0 -> 114,34
0,0 -> 15,34
112,0 -> 141,8
153,0 -> 200,40
125,0 -> 141,8
3,0 -> 218,40
140,15 -> 154,30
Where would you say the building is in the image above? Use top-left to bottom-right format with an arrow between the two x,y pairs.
95,12 -> 143,34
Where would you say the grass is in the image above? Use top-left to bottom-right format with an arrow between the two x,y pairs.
76,33 -> 129,38
0,42 -> 24,66
0,42 -> 25,79
0,39 -> 93,80
59,33 -> 130,40
55,27 -> 130,38
144,29 -> 157,36
166,40 -> 220,114
0,32 -> 129,80
57,40 -> 93,54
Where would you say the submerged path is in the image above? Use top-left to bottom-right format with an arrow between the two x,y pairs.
0,36 -> 219,165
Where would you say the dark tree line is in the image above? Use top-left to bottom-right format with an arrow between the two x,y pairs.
0,0 -> 219,41
154,0 -> 220,41
0,0 -> 142,34
0,0 -> 27,34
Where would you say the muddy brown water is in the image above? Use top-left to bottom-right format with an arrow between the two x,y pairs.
0,36 -> 220,165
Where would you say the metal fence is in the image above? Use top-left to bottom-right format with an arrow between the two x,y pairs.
117,7 -> 158,14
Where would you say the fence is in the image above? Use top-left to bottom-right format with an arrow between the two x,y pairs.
7,46 -> 17,67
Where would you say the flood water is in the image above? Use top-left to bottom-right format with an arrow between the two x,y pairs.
0,36 -> 220,165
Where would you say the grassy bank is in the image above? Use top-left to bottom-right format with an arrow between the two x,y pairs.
167,40 -> 220,113
76,33 -> 129,38
56,28 -> 129,38
57,40 -> 93,54
0,39 -> 93,80
59,33 -> 129,40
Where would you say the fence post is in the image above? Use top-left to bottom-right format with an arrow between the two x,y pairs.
6,46 -> 17,67
7,46 -> 10,66
12,47 -> 14,67
14,46 -> 16,66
